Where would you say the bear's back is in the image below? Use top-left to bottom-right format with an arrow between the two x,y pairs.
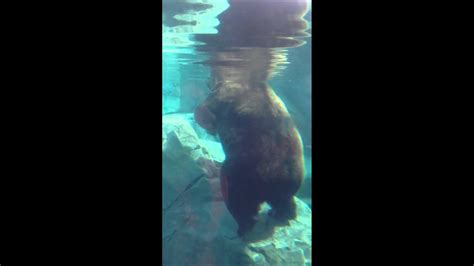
214,85 -> 304,185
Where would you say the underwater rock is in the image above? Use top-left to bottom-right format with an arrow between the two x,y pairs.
162,114 -> 206,161
163,112 -> 222,151
162,113 -> 224,162
163,112 -> 311,265
200,139 -> 226,163
239,198 -> 312,265
162,113 -> 224,209
162,112 -> 219,141
163,113 -> 209,210
162,193 -> 312,266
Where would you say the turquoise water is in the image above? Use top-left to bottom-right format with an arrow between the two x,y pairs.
163,1 -> 312,265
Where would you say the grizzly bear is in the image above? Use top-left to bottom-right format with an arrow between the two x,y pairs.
194,80 -> 305,237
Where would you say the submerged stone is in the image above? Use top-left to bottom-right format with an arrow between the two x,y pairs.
162,113 -> 312,266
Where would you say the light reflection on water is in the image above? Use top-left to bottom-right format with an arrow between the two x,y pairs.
163,0 -> 311,119
163,0 -> 311,78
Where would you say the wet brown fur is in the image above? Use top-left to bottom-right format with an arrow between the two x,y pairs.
195,81 -> 304,236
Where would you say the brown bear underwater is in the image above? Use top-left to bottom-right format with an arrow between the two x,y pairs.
195,80 -> 305,237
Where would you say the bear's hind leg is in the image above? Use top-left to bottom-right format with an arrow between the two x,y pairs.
267,195 -> 297,225
225,187 -> 263,237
